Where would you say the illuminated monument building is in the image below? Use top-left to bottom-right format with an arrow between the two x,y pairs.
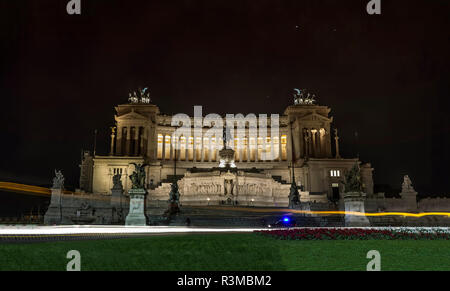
79,89 -> 374,207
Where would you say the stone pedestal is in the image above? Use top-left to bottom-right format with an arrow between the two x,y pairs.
111,188 -> 123,208
400,176 -> 418,212
111,187 -> 124,224
44,188 -> 63,225
125,188 -> 148,226
343,192 -> 370,227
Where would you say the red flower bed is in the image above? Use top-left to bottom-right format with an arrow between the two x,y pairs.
255,228 -> 450,240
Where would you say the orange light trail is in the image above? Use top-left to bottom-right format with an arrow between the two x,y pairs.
0,182 -> 74,196
195,206 -> 450,218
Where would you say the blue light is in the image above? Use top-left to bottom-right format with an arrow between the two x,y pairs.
283,217 -> 290,222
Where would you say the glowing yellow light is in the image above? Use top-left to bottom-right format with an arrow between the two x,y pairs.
196,206 -> 450,218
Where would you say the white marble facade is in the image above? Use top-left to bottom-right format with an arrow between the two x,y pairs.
79,101 -> 374,205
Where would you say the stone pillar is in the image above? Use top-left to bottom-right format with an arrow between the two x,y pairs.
110,127 -> 116,156
287,123 -> 293,163
116,126 -> 123,156
44,188 -> 63,225
192,136 -> 197,162
319,129 -> 325,158
246,137 -> 251,163
293,124 -> 300,160
216,139 -> 220,162
255,138 -> 259,162
143,127 -> 148,158
111,181 -> 124,223
299,127 -> 304,159
308,129 -> 313,158
311,129 -> 317,158
239,138 -> 243,163
125,127 -> 131,156
316,129 -> 321,157
302,130 -> 307,158
334,128 -> 341,159
125,188 -> 147,226
139,127 -> 145,156
278,135 -> 282,161
344,192 -> 370,227
169,135 -> 173,161
162,133 -> 166,161
134,127 -> 139,156
177,137 -> 182,161
185,137 -> 189,161
201,137 -> 205,162
208,137 -> 212,162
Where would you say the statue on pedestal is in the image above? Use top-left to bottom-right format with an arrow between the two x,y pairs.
399,175 -> 418,209
342,163 -> 370,227
129,163 -> 147,189
112,173 -> 123,190
288,182 -> 300,208
165,182 -> 181,216
52,170 -> 65,189
343,163 -> 363,193
401,175 -> 415,192
125,163 -> 148,226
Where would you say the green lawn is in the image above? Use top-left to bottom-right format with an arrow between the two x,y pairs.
0,233 -> 449,271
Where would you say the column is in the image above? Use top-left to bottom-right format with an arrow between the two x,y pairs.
134,127 -> 139,156
308,129 -> 313,158
177,136 -> 182,161
319,129 -> 325,158
116,126 -> 123,156
139,127 -> 144,156
125,127 -> 131,156
255,138 -> 259,162
246,137 -> 250,163
298,127 -> 305,158
162,133 -> 166,161
142,127 -> 148,157
193,136 -> 197,162
239,138 -> 243,163
110,127 -> 116,156
185,137 -> 189,161
334,128 -> 341,159
287,122 -> 293,163
201,136 -> 205,162
169,135 -> 173,161
315,129 -> 320,157
270,136 -> 274,162
208,137 -> 212,162
215,138 -> 220,161
278,135 -> 282,161
304,129 -> 310,159
311,129 -> 317,158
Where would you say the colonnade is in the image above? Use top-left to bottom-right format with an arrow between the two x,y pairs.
112,126 -> 148,156
301,128 -> 328,158
156,134 -> 288,162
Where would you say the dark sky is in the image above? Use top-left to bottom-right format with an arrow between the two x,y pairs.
0,0 -> 449,195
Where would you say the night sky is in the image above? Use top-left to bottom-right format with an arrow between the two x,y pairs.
0,0 -> 449,195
